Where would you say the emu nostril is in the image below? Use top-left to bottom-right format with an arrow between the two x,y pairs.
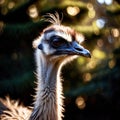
75,47 -> 83,51
38,44 -> 43,50
72,41 -> 83,51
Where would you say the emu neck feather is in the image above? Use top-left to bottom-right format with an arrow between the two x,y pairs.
30,50 -> 63,120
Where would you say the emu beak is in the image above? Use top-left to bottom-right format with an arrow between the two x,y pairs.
70,41 -> 91,58
79,48 -> 91,58
53,41 -> 91,58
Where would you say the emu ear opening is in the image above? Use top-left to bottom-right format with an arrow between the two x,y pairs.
38,44 -> 43,50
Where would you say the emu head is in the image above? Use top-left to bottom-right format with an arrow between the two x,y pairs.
33,13 -> 91,61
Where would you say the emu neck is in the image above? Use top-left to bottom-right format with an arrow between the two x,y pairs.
30,50 -> 63,120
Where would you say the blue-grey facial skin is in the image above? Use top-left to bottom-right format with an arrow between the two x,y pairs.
48,35 -> 91,57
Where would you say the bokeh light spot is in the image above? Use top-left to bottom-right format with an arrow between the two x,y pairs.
97,0 -> 113,5
28,4 -> 38,19
108,59 -> 116,69
92,49 -> 106,59
11,53 -> 18,60
96,19 -> 105,29
83,73 -> 92,82
97,39 -> 104,47
87,3 -> 93,10
97,0 -> 104,4
67,6 -> 80,16
76,96 -> 86,109
0,0 -> 5,5
87,60 -> 97,69
111,28 -> 119,38
105,0 -> 113,5
8,2 -> 15,9
88,10 -> 95,18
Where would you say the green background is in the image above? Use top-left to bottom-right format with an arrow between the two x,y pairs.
0,0 -> 120,119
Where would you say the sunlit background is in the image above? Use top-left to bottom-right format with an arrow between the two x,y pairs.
0,0 -> 120,120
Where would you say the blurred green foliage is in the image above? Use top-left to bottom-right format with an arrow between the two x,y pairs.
0,0 -> 120,119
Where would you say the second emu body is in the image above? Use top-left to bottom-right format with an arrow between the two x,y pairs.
0,13 -> 91,120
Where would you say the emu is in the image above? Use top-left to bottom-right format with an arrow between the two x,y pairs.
0,13 -> 91,120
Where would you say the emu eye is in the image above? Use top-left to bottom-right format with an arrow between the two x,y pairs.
50,36 -> 66,48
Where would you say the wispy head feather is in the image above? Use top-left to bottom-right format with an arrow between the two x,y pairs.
43,12 -> 62,25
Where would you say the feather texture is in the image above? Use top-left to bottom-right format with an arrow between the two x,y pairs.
0,12 -> 90,120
